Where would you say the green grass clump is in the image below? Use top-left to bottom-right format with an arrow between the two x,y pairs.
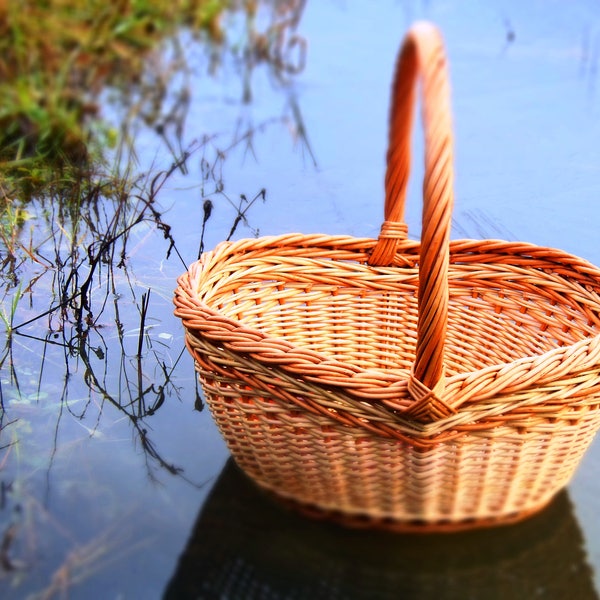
0,0 -> 231,174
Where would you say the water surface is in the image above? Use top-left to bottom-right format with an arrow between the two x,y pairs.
3,1 -> 600,597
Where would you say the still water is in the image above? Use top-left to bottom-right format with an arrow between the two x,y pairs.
3,1 -> 600,598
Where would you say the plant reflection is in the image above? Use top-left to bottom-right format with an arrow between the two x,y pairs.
0,0 -> 312,594
238,0 -> 308,103
0,147 -> 202,483
0,0 -> 312,477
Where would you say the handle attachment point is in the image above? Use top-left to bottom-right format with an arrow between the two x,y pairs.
377,220 -> 409,241
405,370 -> 455,423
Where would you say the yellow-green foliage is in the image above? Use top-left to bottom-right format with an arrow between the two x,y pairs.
0,0 -> 232,167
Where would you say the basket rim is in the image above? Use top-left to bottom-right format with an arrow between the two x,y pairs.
174,232 -> 600,430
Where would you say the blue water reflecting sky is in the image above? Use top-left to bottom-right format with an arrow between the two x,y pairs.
4,1 -> 600,597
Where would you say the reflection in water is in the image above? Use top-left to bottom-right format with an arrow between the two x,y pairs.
166,459 -> 598,600
0,0 -> 312,475
0,2 -> 312,595
1,165 -> 189,474
0,129 -> 287,594
6,0 -> 600,596
0,168 -> 197,596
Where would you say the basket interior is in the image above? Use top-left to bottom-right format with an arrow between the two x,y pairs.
198,253 -> 600,377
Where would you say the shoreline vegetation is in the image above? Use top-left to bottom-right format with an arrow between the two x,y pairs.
0,0 -> 307,194
0,2 -> 308,595
0,0 -> 227,171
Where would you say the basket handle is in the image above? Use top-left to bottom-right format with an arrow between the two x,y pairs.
368,22 -> 455,423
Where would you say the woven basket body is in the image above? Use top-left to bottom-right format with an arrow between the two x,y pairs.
174,22 -> 600,530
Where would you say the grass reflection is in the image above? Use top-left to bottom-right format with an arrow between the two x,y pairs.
0,146 -> 200,478
0,0 -> 311,595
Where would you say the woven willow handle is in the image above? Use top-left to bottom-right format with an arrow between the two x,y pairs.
368,22 -> 455,423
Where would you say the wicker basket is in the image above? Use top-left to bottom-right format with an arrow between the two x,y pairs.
174,21 -> 600,530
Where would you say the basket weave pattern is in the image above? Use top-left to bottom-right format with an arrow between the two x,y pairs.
175,22 -> 600,529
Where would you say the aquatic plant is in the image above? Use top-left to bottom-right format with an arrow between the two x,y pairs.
0,0 -> 308,183
0,1 -> 311,595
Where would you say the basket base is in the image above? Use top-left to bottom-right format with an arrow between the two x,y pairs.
270,493 -> 555,534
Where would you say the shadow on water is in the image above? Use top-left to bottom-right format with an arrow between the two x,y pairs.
165,459 -> 599,600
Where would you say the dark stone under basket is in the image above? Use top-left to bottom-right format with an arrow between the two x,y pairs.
164,459 -> 598,600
